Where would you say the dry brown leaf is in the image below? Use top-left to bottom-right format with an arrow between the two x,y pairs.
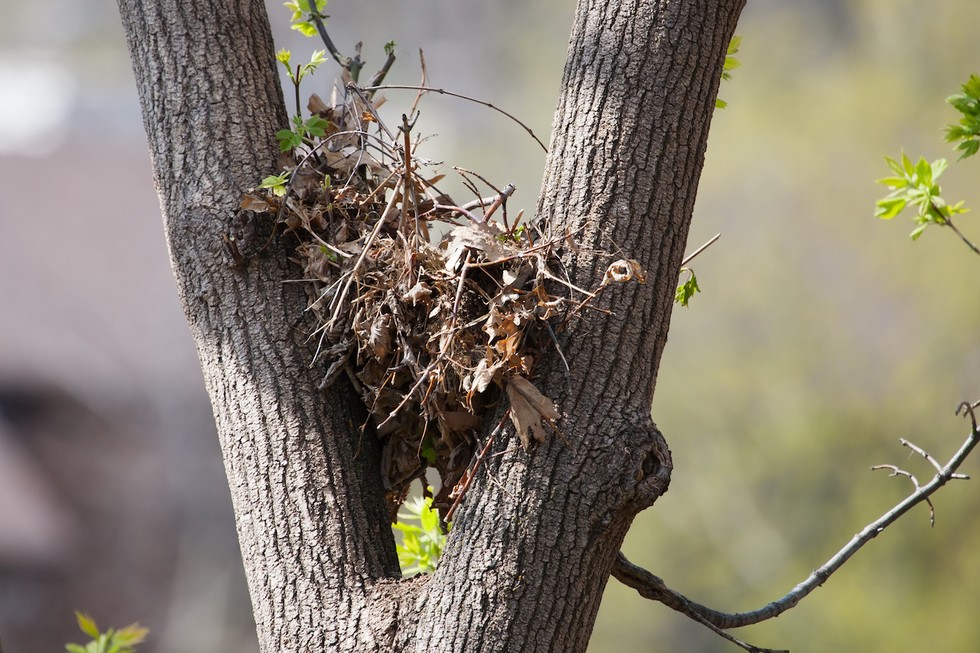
240,194 -> 270,212
367,314 -> 393,359
444,222 -> 515,272
402,282 -> 433,306
439,410 -> 480,434
308,93 -> 329,114
464,359 -> 498,396
602,258 -> 646,286
505,375 -> 559,448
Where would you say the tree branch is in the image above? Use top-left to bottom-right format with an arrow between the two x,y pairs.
310,10 -> 363,80
615,404 -> 980,641
359,84 -> 549,153
944,216 -> 980,258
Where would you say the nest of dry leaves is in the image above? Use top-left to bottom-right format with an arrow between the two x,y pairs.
242,82 -> 642,516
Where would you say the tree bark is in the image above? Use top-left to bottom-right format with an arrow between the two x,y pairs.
118,0 -> 743,651
117,1 -> 401,650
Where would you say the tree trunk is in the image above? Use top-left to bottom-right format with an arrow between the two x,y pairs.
117,0 -> 743,651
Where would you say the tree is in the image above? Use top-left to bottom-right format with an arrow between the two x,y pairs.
116,1 -> 978,652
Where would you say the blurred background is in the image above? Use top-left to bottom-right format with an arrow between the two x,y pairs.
1,0 -> 978,651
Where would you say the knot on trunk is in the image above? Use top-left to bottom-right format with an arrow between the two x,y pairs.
620,417 -> 672,511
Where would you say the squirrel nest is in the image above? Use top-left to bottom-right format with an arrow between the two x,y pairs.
242,82 -> 642,516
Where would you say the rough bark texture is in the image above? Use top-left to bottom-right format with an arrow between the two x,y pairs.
117,1 -> 401,651
118,0 -> 743,651
407,2 -> 744,651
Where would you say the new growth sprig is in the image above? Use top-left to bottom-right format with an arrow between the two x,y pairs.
875,74 -> 979,257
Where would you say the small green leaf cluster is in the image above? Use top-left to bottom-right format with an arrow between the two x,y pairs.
259,171 -> 290,197
277,48 -> 327,85
945,74 -> 980,160
675,268 -> 700,307
276,114 -> 330,152
284,0 -> 327,37
393,492 -> 448,577
275,48 -> 330,150
875,153 -> 967,240
65,612 -> 148,653
716,35 -> 741,110
495,224 -> 526,244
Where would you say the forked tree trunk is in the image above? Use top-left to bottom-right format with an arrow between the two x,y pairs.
117,0 -> 743,651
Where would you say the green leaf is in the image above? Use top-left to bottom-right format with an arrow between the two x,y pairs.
298,49 -> 327,81
947,94 -> 975,115
392,522 -> 422,535
76,612 -> 101,640
675,269 -> 700,307
875,176 -> 907,190
901,151 -> 914,175
304,115 -> 329,138
945,125 -> 967,141
291,21 -> 318,37
913,157 -> 932,185
259,172 -> 290,197
883,155 -> 905,177
930,157 -> 948,180
958,138 -> 979,159
112,625 -> 149,648
393,489 -> 448,577
384,40 -> 397,57
727,35 -> 742,55
875,196 -> 906,220
909,223 -> 928,240
717,35 -> 740,105
275,129 -> 303,152
961,73 -> 980,98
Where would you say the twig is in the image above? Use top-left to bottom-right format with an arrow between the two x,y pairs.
309,10 -> 359,78
367,49 -> 396,90
482,183 -> 516,222
613,410 -> 980,636
943,217 -> 980,258
345,84 -> 397,142
399,113 -> 417,234
445,413 -> 508,522
408,49 -> 429,119
359,83 -> 549,153
681,233 -> 721,266
613,553 -> 786,653
930,203 -> 980,259
870,463 -> 935,526
327,178 -> 403,329
376,362 -> 437,431
958,400 -> 978,432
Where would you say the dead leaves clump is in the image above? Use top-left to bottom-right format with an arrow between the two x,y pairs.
241,84 -> 634,515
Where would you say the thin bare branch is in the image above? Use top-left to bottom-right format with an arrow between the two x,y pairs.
870,462 -> 935,526
359,83 -> 549,153
681,233 -> 721,266
614,409 -> 980,636
309,10 -> 357,77
367,49 -> 396,90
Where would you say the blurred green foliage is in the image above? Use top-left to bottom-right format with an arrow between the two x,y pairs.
593,2 -> 980,652
65,612 -> 147,653
716,36 -> 742,110
393,492 -> 449,577
945,74 -> 980,160
875,153 -> 966,241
